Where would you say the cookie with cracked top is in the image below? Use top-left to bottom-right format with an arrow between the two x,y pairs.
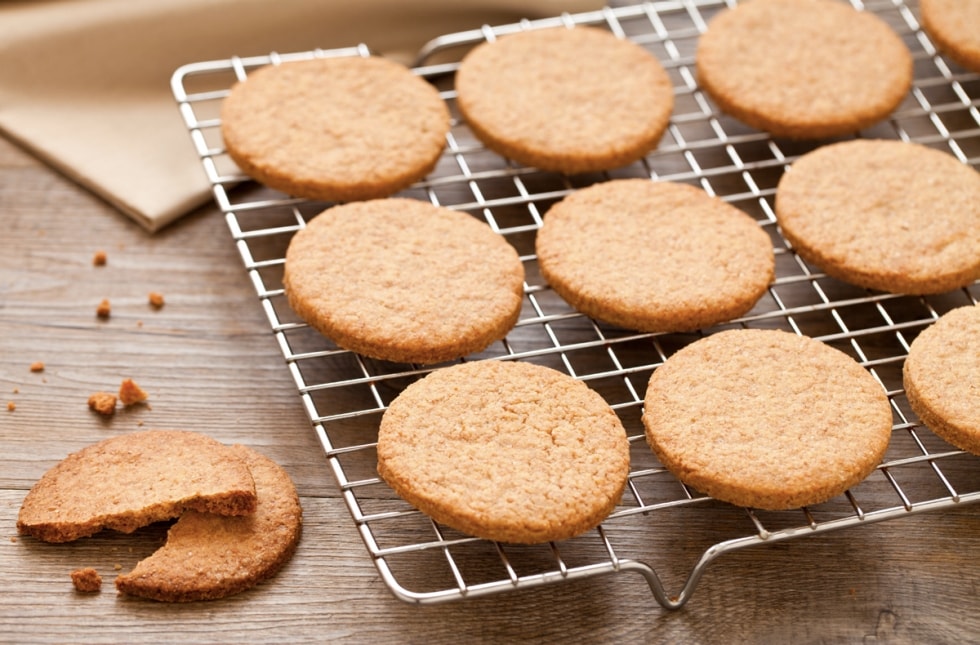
455,26 -> 674,173
377,360 -> 630,543
903,305 -> 980,455
221,56 -> 450,202
696,0 -> 912,139
643,329 -> 893,510
775,139 -> 980,294
535,178 -> 774,332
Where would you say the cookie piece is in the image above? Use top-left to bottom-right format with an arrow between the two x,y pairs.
221,56 -> 450,202
696,0 -> 912,138
283,198 -> 525,364
70,568 -> 102,593
643,329 -> 893,510
115,445 -> 302,602
921,0 -> 980,73
17,430 -> 257,543
377,360 -> 630,543
903,305 -> 980,455
535,179 -> 774,332
775,139 -> 980,294
455,26 -> 674,173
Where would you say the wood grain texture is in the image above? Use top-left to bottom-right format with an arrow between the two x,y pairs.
2,131 -> 980,643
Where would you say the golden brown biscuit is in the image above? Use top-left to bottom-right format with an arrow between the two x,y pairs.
903,305 -> 980,455
696,0 -> 912,139
17,430 -> 257,543
115,445 -> 302,602
221,56 -> 450,202
283,198 -> 525,364
455,26 -> 674,173
535,179 -> 774,332
643,329 -> 893,510
377,360 -> 630,543
775,139 -> 980,294
921,0 -> 980,72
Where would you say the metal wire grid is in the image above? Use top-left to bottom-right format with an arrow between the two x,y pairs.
171,0 -> 980,609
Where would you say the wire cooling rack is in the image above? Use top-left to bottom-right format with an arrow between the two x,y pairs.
171,0 -> 980,609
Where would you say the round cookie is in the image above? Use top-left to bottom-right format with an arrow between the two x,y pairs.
283,198 -> 525,364
921,0 -> 980,73
696,0 -> 912,139
221,56 -> 450,202
115,444 -> 303,602
535,179 -> 774,332
377,360 -> 630,544
903,305 -> 980,455
775,139 -> 980,294
454,26 -> 674,174
643,329 -> 893,510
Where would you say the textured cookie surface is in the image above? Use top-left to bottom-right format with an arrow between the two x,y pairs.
643,329 -> 893,510
903,305 -> 980,455
283,198 -> 525,364
455,26 -> 674,173
921,0 -> 980,72
115,445 -> 302,602
696,0 -> 912,138
221,56 -> 450,202
775,139 -> 980,294
377,360 -> 630,543
17,430 -> 257,543
535,179 -> 774,332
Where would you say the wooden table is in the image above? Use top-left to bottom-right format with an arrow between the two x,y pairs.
5,0 -> 980,629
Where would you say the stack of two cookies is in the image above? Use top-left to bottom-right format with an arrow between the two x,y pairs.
18,430 -> 302,601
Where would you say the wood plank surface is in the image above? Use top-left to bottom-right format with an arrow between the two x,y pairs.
2,92 -> 980,644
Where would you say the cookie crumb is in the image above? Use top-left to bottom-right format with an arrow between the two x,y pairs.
113,563 -> 122,571
6,402 -> 14,412
118,378 -> 148,406
9,536 -> 16,543
96,299 -> 111,319
92,250 -> 107,266
30,361 -> 44,372
148,292 -> 165,309
70,568 -> 102,593
12,388 -> 18,394
87,392 -> 117,416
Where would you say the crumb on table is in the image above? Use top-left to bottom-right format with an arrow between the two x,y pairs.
96,299 -> 111,319
148,292 -> 165,309
70,568 -> 102,593
87,392 -> 117,416
30,361 -> 44,372
92,250 -> 107,266
118,378 -> 148,406
6,402 -> 14,412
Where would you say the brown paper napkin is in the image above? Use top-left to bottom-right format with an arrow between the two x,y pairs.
0,0 -> 602,232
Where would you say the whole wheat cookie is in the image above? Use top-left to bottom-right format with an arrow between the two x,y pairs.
221,56 -> 450,202
775,139 -> 980,294
903,305 -> 980,455
535,179 -> 774,332
283,198 -> 525,364
643,329 -> 893,510
17,430 -> 257,543
455,26 -> 674,174
921,0 -> 980,73
115,444 -> 302,602
377,360 -> 630,543
696,0 -> 912,138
